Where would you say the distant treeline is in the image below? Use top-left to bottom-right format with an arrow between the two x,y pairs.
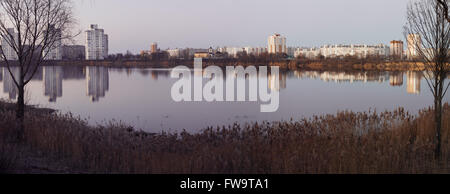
0,53 -> 438,72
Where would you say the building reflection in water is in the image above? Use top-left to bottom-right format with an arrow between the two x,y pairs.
150,69 -> 169,81
114,68 -> 170,81
389,72 -> 404,86
86,66 -> 109,102
151,70 -> 158,80
30,67 -> 43,81
0,66 -> 433,102
126,69 -> 133,76
195,67 -> 287,92
407,71 -> 421,94
2,66 -> 20,99
291,70 -> 389,83
43,66 -> 63,102
268,71 -> 286,91
62,66 -> 85,80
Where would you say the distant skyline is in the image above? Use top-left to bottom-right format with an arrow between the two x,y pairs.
73,0 -> 410,54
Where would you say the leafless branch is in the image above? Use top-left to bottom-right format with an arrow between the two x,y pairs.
0,0 -> 77,87
405,0 -> 450,158
0,0 -> 77,123
437,0 -> 450,22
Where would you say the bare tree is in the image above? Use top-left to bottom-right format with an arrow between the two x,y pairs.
436,0 -> 450,22
404,0 -> 450,158
0,0 -> 76,139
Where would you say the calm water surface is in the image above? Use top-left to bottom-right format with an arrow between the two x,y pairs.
0,65 -> 448,133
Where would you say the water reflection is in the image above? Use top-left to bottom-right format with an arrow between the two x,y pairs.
269,72 -> 287,91
43,66 -> 63,102
62,66 -> 85,80
150,69 -> 169,80
3,67 -> 20,99
407,71 -> 422,94
0,66 -> 436,103
0,65 -> 447,132
291,71 -> 390,83
389,72 -> 404,86
86,66 -> 109,102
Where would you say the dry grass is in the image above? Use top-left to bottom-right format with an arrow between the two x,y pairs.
0,141 -> 19,173
0,101 -> 449,174
0,102 -> 20,173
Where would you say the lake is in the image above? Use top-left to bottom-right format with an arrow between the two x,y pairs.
0,65 -> 448,133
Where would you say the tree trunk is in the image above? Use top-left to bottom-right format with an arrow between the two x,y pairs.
434,73 -> 444,159
16,67 -> 25,141
434,97 -> 442,159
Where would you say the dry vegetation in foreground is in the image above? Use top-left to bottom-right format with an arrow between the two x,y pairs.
0,101 -> 449,174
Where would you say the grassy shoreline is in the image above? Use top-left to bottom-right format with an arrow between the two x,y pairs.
0,100 -> 449,174
0,59 -> 440,72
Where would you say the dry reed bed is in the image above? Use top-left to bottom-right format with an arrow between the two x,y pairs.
0,103 -> 449,174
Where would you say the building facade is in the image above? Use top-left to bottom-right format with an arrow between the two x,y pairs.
390,40 -> 404,60
1,28 -> 18,61
167,48 -> 181,59
44,26 -> 62,60
287,47 -> 296,57
243,47 -> 267,56
193,52 -> 210,58
151,42 -> 158,53
85,24 -> 108,60
268,34 -> 287,54
294,48 -> 321,59
407,34 -> 422,60
62,45 -> 86,60
294,44 -> 390,59
224,47 -> 244,58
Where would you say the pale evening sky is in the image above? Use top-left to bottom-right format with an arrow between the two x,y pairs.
73,0 -> 411,54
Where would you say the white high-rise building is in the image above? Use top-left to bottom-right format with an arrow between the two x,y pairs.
44,26 -> 62,60
85,24 -> 108,60
1,28 -> 19,61
407,34 -> 422,60
268,33 -> 286,54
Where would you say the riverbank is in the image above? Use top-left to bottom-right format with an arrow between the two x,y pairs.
0,100 -> 449,174
0,59 -> 436,71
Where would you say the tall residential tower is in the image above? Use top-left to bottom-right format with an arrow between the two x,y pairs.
85,24 -> 108,60
268,34 -> 286,54
44,25 -> 63,60
407,34 -> 422,60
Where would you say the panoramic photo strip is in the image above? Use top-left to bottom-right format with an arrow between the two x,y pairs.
0,0 -> 449,193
